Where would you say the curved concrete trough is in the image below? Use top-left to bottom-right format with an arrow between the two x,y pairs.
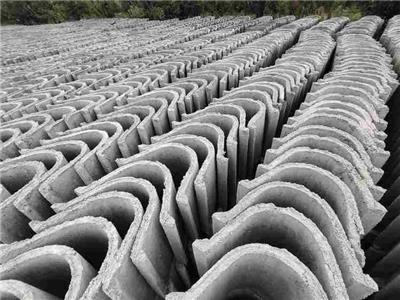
26,140 -> 90,204
0,127 -> 21,160
175,113 -> 238,205
151,122 -> 229,211
29,191 -> 164,299
166,244 -> 328,300
0,245 -> 96,300
66,161 -> 182,296
117,143 -> 200,241
140,134 -> 217,236
258,147 -> 386,232
0,279 -> 62,300
271,125 -> 384,181
39,129 -> 110,184
181,104 -> 249,182
0,113 -> 53,149
238,162 -> 365,265
213,181 -> 377,299
100,105 -> 156,145
0,161 -> 54,243
0,216 -> 122,299
192,203 -> 348,299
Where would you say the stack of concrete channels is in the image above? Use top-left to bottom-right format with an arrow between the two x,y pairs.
174,16 -> 371,300
380,15 -> 400,76
0,16 -> 266,242
0,15 -> 298,299
169,15 -> 398,300
361,14 -> 400,300
0,14 -> 400,300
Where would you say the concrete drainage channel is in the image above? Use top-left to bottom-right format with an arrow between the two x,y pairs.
0,14 -> 399,300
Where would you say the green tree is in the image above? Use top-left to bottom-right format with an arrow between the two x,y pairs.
125,2 -> 146,18
147,6 -> 164,19
1,0 -> 400,26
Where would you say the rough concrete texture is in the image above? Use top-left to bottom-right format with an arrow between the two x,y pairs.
1,14 -> 399,300
140,134 -> 217,236
238,162 -> 365,258
258,147 -> 386,233
212,181 -> 376,299
167,244 -> 328,300
362,45 -> 400,297
193,203 -> 348,299
0,279 -> 62,300
0,245 -> 97,300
